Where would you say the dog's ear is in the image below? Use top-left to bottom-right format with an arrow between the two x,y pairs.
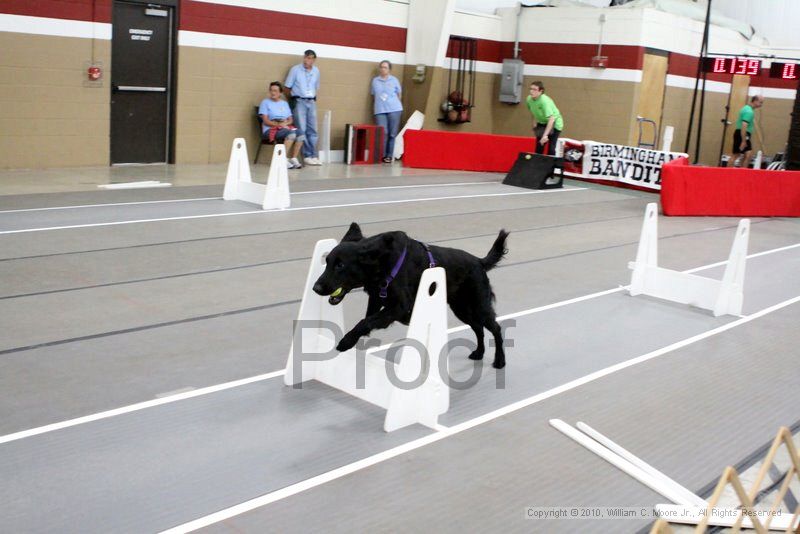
358,232 -> 401,264
358,239 -> 382,265
342,222 -> 363,242
357,233 -> 393,265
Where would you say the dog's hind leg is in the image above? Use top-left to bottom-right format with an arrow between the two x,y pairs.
466,321 -> 485,361
486,318 -> 505,369
451,306 -> 485,361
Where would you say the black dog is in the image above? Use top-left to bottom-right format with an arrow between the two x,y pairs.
312,223 -> 509,368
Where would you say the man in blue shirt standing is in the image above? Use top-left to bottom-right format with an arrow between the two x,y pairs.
284,50 -> 322,165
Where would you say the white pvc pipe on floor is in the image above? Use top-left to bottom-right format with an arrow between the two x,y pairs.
549,419 -> 691,506
576,422 -> 707,508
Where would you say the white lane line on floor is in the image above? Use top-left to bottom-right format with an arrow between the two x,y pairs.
97,181 -> 172,190
0,241 -> 795,447
0,370 -> 285,446
286,188 -> 584,212
291,181 -> 500,195
683,242 -> 800,274
160,293 -> 800,534
0,182 -> 498,213
0,197 -> 222,213
0,188 -> 585,235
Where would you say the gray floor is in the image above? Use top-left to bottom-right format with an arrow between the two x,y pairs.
1,166 -> 798,533
0,182 -> 581,233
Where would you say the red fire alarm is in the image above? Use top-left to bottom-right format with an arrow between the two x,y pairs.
591,56 -> 608,69
87,65 -> 102,81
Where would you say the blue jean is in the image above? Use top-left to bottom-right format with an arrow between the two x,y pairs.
293,99 -> 318,157
375,111 -> 402,159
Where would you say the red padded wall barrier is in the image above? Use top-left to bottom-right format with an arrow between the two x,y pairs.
403,130 -> 535,172
661,157 -> 800,216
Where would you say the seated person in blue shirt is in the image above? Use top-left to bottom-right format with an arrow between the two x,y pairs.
258,81 -> 305,169
370,60 -> 403,163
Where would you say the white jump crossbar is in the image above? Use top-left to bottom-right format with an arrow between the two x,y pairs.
552,420 -> 796,531
549,419 -> 696,506
284,239 -> 450,432
628,203 -> 749,317
222,138 -> 290,210
550,419 -> 794,530
575,422 -> 707,508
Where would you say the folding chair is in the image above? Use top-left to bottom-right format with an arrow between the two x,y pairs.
636,116 -> 658,149
254,105 -> 275,164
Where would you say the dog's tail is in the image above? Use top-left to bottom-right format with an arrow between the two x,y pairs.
480,230 -> 509,271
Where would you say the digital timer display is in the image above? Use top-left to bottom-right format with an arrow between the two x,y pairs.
703,57 -> 762,76
769,62 -> 799,80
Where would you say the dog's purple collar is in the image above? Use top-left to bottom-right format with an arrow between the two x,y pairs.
379,246 -> 407,298
378,242 -> 436,299
419,241 -> 436,268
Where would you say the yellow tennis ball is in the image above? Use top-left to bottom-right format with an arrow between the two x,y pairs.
331,287 -> 343,297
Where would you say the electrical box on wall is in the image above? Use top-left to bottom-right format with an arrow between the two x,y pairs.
499,58 -> 525,104
412,64 -> 426,83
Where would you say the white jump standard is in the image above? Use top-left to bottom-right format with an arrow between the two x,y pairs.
284,239 -> 450,432
222,137 -> 290,210
628,203 -> 750,317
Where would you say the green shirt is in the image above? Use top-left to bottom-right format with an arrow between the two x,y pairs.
526,93 -> 563,131
736,104 -> 754,133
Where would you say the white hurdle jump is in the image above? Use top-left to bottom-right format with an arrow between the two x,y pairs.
284,239 -> 450,432
628,203 -> 750,317
222,137 -> 290,210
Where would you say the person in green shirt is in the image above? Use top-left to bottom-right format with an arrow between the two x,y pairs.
732,95 -> 764,168
526,81 -> 563,155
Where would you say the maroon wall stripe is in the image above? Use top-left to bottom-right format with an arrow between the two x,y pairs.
180,1 -> 406,52
449,40 -> 795,91
1,0 -> 111,23
518,43 -> 644,70
0,0 -> 406,52
668,52 -> 730,83
447,38 -> 644,70
749,75 -> 798,90
668,52 -> 797,89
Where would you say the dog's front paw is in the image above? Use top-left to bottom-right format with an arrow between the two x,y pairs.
492,358 -> 506,369
337,332 -> 360,352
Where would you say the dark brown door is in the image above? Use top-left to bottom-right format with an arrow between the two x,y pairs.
110,1 -> 173,164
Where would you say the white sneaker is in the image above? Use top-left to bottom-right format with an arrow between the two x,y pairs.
305,157 -> 322,166
289,157 -> 302,169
